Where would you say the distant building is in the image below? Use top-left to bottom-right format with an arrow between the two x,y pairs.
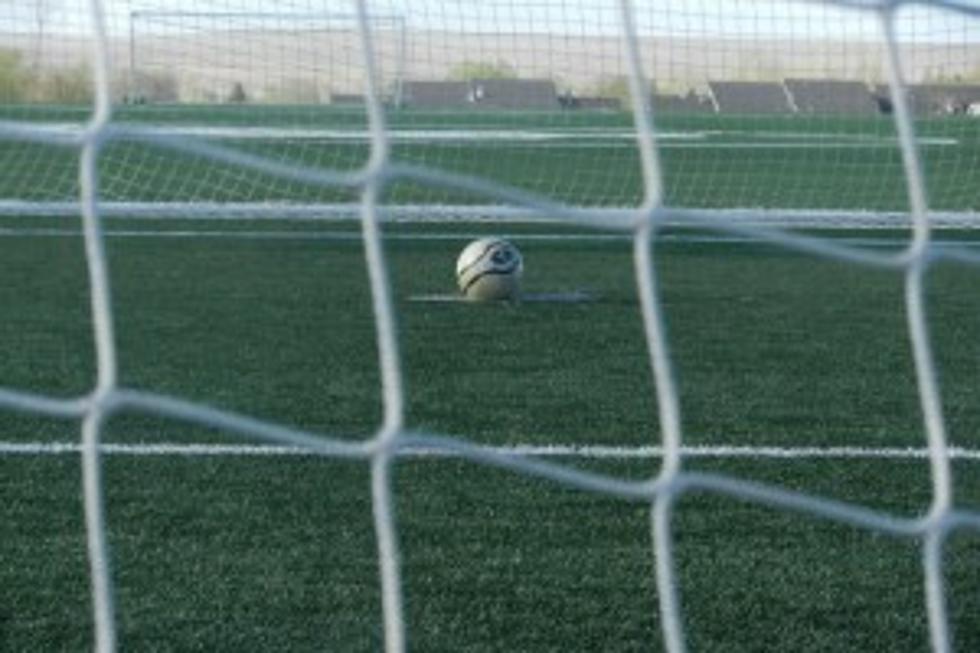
708,81 -> 792,114
784,79 -> 877,115
468,79 -> 558,110
653,91 -> 715,114
878,84 -> 980,116
909,84 -> 980,115
400,78 -> 559,110
401,81 -> 470,109
572,96 -> 623,111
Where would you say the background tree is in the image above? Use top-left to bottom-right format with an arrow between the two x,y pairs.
0,49 -> 28,102
449,60 -> 517,81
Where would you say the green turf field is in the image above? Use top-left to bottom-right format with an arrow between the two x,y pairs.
2,106 -> 979,211
1,106 -> 980,651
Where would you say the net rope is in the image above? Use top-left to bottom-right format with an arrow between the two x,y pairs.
1,1 -> 980,652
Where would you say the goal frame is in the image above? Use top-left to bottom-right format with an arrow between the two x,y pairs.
126,10 -> 409,107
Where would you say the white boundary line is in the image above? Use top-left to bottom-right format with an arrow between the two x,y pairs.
1,202 -> 979,229
4,227 -> 980,249
10,123 -> 958,147
2,440 -> 980,460
0,227 -> 629,241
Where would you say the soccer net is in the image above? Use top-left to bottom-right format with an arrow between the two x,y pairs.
1,0 -> 979,651
0,0 -> 978,225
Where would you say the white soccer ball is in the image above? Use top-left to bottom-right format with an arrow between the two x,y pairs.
455,237 -> 524,302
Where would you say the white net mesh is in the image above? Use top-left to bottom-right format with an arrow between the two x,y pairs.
1,0 -> 979,223
1,0 -> 980,651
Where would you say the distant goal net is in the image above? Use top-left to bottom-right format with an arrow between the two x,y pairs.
0,0 -> 977,227
127,10 -> 408,107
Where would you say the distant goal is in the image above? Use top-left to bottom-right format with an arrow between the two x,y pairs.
0,1 -> 977,228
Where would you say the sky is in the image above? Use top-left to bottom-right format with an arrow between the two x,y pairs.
2,0 -> 978,43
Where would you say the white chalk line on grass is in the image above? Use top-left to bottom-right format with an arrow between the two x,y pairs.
15,123 -> 961,148
3,227 -> 980,249
2,440 -> 980,460
0,227 -> 633,242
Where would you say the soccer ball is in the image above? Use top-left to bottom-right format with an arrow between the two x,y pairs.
455,237 -> 523,302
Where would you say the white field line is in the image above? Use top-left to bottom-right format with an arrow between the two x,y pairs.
0,227 -> 628,241
2,440 -> 980,460
7,123 -> 959,147
4,227 -> 980,249
2,202 -> 979,230
13,123 -> 700,143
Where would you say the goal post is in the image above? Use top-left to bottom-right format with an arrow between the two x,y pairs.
127,10 -> 409,107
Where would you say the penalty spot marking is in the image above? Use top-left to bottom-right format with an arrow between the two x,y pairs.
2,441 -> 979,460
408,291 -> 597,304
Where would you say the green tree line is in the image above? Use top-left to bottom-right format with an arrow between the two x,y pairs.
0,49 -> 92,104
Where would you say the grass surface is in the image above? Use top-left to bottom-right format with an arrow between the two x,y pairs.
2,99 -> 980,650
1,221 -> 980,651
2,105 -> 979,210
